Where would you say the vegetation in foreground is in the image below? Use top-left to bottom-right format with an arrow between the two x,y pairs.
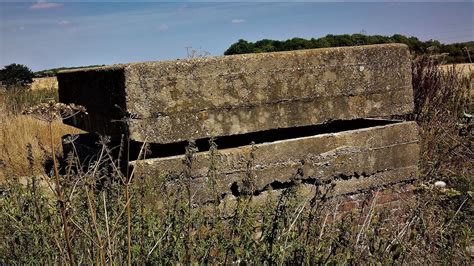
0,58 -> 472,264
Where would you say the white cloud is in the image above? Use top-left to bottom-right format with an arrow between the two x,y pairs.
156,23 -> 169,32
8,26 -> 26,32
30,1 -> 63,10
58,20 -> 72,27
178,4 -> 188,14
231,19 -> 245,24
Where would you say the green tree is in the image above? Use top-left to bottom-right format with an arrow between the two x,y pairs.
0,63 -> 35,89
224,39 -> 255,55
224,34 -> 473,63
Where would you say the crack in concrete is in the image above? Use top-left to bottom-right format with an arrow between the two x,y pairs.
129,86 -> 412,119
227,168 -> 391,198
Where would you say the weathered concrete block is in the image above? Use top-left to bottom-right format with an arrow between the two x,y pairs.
58,44 -> 413,143
132,121 -> 419,204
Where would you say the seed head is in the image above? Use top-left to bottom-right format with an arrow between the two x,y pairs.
22,100 -> 87,122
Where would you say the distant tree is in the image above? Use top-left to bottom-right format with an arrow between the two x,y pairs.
0,64 -> 34,89
224,34 -> 473,63
34,64 -> 106,78
224,39 -> 255,55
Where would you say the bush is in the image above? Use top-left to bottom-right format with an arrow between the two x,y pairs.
0,64 -> 34,89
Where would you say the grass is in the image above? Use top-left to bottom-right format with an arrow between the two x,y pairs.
0,86 -> 58,114
413,59 -> 473,191
0,58 -> 472,264
0,87 -> 82,181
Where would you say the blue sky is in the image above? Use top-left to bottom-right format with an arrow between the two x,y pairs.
0,1 -> 472,71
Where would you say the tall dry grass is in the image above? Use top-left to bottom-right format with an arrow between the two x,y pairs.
413,59 -> 473,190
0,87 -> 82,180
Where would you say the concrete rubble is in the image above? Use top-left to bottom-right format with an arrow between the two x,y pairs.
133,121 -> 419,204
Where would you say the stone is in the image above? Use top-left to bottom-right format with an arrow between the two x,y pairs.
466,245 -> 474,258
434,181 -> 447,188
58,44 -> 413,144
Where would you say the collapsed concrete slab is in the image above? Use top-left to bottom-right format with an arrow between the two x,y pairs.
132,121 -> 419,204
58,44 -> 413,144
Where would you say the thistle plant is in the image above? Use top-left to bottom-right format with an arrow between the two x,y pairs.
23,100 -> 86,265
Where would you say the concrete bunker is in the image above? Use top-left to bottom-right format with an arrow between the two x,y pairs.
58,43 -> 419,205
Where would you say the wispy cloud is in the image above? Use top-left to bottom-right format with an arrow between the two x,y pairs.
156,23 -> 169,32
177,4 -> 188,14
7,26 -> 26,32
58,20 -> 72,27
231,19 -> 245,24
30,1 -> 63,10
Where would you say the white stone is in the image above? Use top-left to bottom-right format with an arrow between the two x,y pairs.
466,245 -> 474,257
434,181 -> 446,188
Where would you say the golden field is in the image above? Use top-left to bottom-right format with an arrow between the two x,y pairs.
0,88 -> 81,180
30,76 -> 58,91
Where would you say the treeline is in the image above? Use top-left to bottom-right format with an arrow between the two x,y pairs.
35,65 -> 105,78
224,34 -> 473,63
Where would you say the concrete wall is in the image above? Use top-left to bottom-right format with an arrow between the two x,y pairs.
58,44 -> 413,144
58,44 -> 419,206
133,121 -> 419,205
